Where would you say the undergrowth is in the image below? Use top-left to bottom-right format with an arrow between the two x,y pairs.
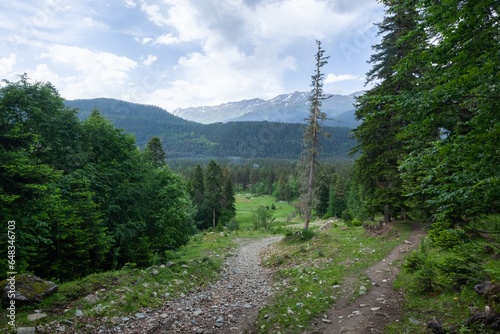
256,221 -> 412,333
388,215 -> 500,333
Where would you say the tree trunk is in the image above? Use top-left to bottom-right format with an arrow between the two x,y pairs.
212,208 -> 216,228
384,204 -> 392,223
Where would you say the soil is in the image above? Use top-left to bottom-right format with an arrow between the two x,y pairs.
32,224 -> 424,333
304,222 -> 426,334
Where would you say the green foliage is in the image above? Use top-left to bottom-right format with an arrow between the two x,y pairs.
252,206 -> 276,230
144,136 -> 166,167
67,98 -> 357,160
0,76 -> 196,281
403,238 -> 487,295
283,228 -> 315,242
428,220 -> 466,249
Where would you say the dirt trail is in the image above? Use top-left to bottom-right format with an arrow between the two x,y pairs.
118,236 -> 282,334
306,223 -> 426,334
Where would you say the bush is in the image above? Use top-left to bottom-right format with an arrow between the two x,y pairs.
252,206 -> 276,230
428,220 -> 466,249
341,209 -> 352,222
284,228 -> 315,243
347,218 -> 363,227
225,219 -> 240,231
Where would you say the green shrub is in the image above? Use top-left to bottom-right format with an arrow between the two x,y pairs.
225,219 -> 240,231
252,205 -> 276,230
428,220 -> 466,249
347,218 -> 362,227
284,228 -> 315,243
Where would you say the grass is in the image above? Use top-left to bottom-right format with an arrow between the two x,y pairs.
255,221 -> 413,333
385,215 -> 500,334
0,193 -> 287,332
235,193 -> 299,230
0,231 -> 240,333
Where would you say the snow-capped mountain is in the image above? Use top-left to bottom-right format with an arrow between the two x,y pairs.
172,91 -> 362,128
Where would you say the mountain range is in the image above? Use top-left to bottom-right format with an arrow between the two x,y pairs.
65,94 -> 359,160
171,91 -> 361,128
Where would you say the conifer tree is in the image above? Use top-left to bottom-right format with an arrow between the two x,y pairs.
204,160 -> 223,228
352,0 -> 423,222
145,136 -> 166,167
299,40 -> 331,229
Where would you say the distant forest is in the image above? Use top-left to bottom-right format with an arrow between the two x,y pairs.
66,98 -> 357,160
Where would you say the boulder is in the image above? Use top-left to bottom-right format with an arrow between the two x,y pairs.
1,274 -> 58,306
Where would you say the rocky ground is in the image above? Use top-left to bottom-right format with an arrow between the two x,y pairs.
21,225 -> 425,334
106,236 -> 282,334
304,223 -> 425,334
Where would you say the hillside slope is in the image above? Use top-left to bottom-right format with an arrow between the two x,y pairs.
66,98 -> 357,159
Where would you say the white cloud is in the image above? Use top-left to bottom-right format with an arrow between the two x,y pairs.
154,33 -> 181,45
0,53 -> 17,76
37,45 -> 137,99
125,0 -> 137,8
325,73 -> 362,83
142,55 -> 157,66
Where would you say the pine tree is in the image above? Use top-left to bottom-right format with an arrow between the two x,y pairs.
221,168 -> 236,224
204,160 -> 223,228
352,0 -> 423,222
145,136 -> 166,167
298,40 -> 331,229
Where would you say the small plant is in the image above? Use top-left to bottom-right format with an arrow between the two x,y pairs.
428,220 -> 466,249
284,228 -> 315,243
252,205 -> 276,230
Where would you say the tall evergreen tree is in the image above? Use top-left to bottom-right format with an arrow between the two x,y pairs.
352,0 -> 424,222
315,178 -> 330,218
145,136 -> 166,167
397,0 -> 500,222
221,167 -> 236,224
191,164 -> 206,226
204,160 -> 224,228
299,40 -> 331,229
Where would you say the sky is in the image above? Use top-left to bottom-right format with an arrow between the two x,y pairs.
0,0 -> 384,112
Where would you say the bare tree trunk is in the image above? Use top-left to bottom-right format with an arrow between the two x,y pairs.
384,204 -> 392,223
213,208 -> 216,229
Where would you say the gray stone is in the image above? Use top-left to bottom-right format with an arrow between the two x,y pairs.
193,309 -> 203,316
2,274 -> 58,306
17,327 -> 36,334
92,304 -> 105,313
57,325 -> 66,332
75,309 -> 83,317
135,313 -> 146,319
27,313 -> 47,321
243,303 -> 252,308
84,293 -> 99,305
110,316 -> 121,324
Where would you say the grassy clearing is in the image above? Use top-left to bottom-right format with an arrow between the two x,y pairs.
256,221 -> 413,333
235,193 -> 299,230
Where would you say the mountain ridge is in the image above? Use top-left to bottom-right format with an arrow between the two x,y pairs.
172,91 -> 362,127
65,97 -> 358,160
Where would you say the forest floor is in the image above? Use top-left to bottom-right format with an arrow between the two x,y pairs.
13,222 -> 425,334
115,223 -> 424,334
303,222 -> 426,334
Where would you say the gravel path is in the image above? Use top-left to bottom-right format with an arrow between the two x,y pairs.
120,236 -> 282,334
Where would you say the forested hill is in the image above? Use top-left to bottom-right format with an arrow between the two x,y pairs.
65,98 -> 357,159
